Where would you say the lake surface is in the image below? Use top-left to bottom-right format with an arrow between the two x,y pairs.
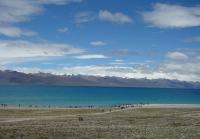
0,85 -> 200,107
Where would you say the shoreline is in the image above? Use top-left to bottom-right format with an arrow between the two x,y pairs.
1,104 -> 199,139
142,104 -> 200,108
1,104 -> 200,110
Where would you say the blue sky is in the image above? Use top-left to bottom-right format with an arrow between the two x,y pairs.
0,0 -> 200,81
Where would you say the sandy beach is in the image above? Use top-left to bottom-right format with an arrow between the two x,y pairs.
1,103 -> 200,109
143,104 -> 200,108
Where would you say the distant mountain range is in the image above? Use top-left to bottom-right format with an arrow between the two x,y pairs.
0,70 -> 200,88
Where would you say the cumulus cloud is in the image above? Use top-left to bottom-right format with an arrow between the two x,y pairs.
158,49 -> 200,81
35,0 -> 82,5
9,48 -> 200,82
158,60 -> 200,82
11,66 -> 155,78
115,59 -> 124,62
74,11 -> 96,23
166,51 -> 188,60
12,63 -> 199,82
0,40 -> 83,62
90,41 -> 106,46
58,27 -> 69,33
160,62 -> 200,75
74,54 -> 109,59
0,0 -> 41,24
75,10 -> 132,24
99,10 -> 133,24
109,59 -> 124,65
108,49 -> 139,58
0,0 -> 82,24
0,26 -> 36,37
8,47 -> 200,82
186,36 -> 200,42
0,0 -> 82,37
143,3 -> 200,28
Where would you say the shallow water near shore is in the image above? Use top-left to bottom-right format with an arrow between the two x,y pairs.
0,85 -> 200,107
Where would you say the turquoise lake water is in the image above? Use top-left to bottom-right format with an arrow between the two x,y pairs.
0,85 -> 200,107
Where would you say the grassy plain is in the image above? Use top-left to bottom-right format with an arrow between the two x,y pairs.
0,107 -> 200,139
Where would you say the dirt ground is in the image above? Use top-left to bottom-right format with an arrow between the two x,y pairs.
0,107 -> 200,139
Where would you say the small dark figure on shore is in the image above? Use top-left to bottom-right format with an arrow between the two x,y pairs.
78,116 -> 83,121
1,104 -> 8,108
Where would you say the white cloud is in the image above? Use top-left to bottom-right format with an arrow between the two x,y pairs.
160,62 -> 200,75
9,48 -> 200,82
158,49 -> 200,81
12,64 -> 200,82
90,41 -> 106,46
35,0 -> 82,5
143,3 -> 200,28
158,60 -> 200,82
0,0 -> 82,37
166,51 -> 188,60
42,62 -> 53,65
186,36 -> 200,42
74,11 -> 96,23
99,10 -> 132,24
11,66 -> 152,78
109,62 -> 124,65
0,1 -> 41,24
0,40 -> 83,60
0,0 -> 82,24
58,27 -> 69,33
115,59 -> 123,62
74,54 -> 109,59
0,26 -> 36,37
2,47 -> 200,82
110,59 -> 124,65
75,10 -> 132,24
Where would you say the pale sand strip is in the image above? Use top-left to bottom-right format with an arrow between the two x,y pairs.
1,104 -> 200,110
143,104 -> 200,108
0,104 -> 200,123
